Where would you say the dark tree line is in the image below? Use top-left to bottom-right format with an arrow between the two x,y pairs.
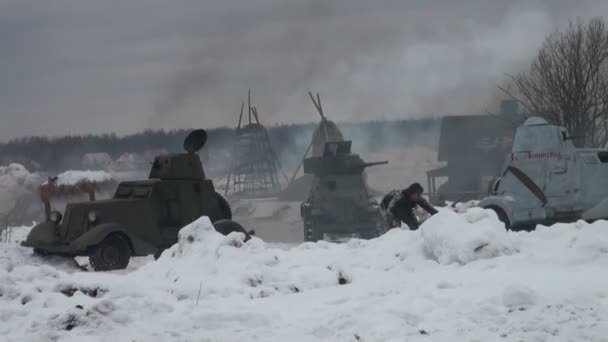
0,119 -> 439,172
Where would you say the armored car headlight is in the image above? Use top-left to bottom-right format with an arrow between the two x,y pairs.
49,211 -> 62,224
87,211 -> 98,224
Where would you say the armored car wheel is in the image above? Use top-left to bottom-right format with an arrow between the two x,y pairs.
215,192 -> 232,220
89,234 -> 131,271
213,219 -> 252,241
486,206 -> 511,230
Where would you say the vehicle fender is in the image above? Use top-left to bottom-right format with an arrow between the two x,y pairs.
70,223 -> 155,255
583,198 -> 608,221
478,196 -> 514,223
23,221 -> 59,246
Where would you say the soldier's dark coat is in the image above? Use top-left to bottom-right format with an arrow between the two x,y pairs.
381,183 -> 438,230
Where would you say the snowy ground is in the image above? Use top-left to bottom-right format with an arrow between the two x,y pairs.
1,207 -> 608,341
231,198 -> 303,243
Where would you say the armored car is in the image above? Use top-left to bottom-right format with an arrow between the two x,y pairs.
23,130 -> 251,271
480,117 -> 608,230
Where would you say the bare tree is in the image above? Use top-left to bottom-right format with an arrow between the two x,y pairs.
501,17 -> 608,147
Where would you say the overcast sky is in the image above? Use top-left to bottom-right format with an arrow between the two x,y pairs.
1,0 -> 607,140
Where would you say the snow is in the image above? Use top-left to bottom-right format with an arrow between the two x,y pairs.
421,208 -> 516,264
1,211 -> 608,341
0,225 -> 33,244
54,170 -> 114,186
445,199 -> 480,212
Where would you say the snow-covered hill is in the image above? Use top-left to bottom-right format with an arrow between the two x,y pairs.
1,209 -> 607,341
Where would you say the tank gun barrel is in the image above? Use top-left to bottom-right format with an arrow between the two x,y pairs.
346,160 -> 388,173
360,161 -> 388,169
303,156 -> 388,175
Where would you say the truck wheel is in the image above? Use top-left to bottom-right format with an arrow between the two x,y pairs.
213,219 -> 251,241
89,234 -> 131,271
486,206 -> 511,230
215,193 -> 232,220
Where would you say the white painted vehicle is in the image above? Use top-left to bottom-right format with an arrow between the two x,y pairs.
479,117 -> 608,230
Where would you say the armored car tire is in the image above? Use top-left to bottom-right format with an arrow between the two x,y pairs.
89,234 -> 131,271
213,219 -> 251,241
215,192 -> 232,220
485,206 -> 511,230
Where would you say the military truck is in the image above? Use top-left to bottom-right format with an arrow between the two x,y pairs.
301,141 -> 388,241
22,130 -> 252,271
479,117 -> 608,230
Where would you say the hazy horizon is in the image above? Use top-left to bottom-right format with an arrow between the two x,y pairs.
2,0 -> 607,140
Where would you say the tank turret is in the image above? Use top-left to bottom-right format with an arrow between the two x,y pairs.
303,141 -> 388,176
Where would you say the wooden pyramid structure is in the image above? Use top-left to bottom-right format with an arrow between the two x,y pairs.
224,91 -> 286,198
287,92 -> 345,186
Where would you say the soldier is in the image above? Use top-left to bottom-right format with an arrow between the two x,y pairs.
380,183 -> 438,230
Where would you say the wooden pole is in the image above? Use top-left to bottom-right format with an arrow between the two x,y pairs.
248,89 -> 252,124
288,139 -> 313,185
316,93 -> 325,119
252,106 -> 261,124
308,91 -> 323,119
237,102 -> 244,130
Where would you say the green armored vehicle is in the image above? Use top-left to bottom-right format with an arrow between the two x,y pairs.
22,130 -> 251,271
301,141 -> 388,241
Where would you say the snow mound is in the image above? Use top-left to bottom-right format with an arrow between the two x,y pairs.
421,208 -> 516,264
137,217 -> 416,301
502,285 -> 538,310
446,199 -> 480,212
1,212 -> 608,341
54,170 -> 113,186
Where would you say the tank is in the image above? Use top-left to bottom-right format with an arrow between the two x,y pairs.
300,141 -> 388,241
479,117 -> 608,230
22,129 -> 253,271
